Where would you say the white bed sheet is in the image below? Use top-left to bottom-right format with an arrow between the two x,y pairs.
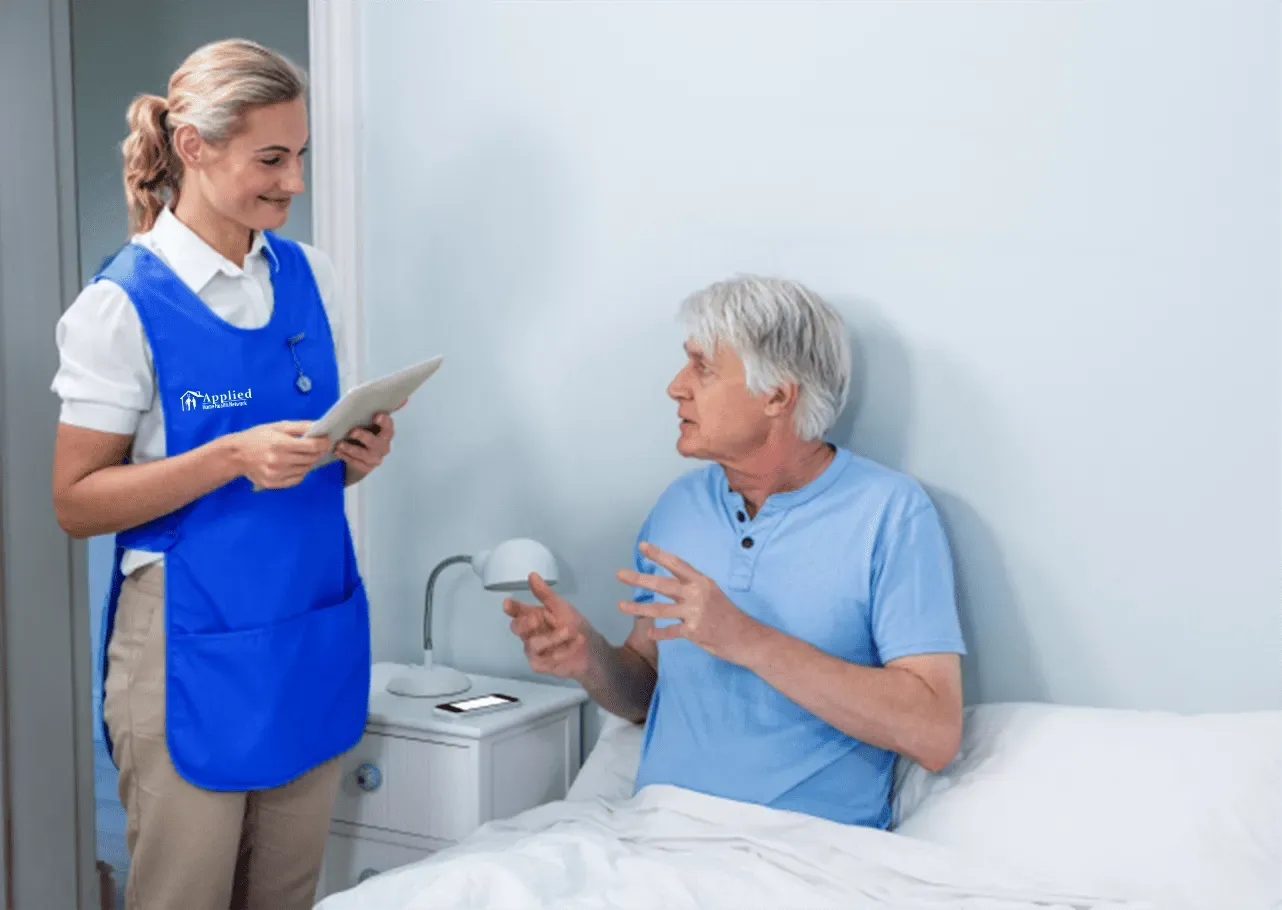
315,783 -> 1151,910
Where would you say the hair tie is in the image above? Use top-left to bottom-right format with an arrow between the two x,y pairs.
142,166 -> 170,190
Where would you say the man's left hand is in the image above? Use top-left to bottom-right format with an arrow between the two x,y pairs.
616,541 -> 763,665
336,411 -> 395,477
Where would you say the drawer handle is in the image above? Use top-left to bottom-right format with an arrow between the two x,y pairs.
354,762 -> 382,792
358,867 -> 379,883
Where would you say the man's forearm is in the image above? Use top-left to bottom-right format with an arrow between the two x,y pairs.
577,628 -> 657,723
736,624 -> 960,771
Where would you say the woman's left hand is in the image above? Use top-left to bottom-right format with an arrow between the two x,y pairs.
336,411 -> 395,477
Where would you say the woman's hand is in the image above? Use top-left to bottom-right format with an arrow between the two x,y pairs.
228,420 -> 331,489
336,411 -> 396,481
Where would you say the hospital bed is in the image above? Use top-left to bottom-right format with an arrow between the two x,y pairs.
315,700 -> 1281,910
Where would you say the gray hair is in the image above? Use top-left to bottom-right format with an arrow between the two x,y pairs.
678,275 -> 852,441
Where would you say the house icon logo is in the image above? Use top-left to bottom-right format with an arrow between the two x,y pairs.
181,391 -> 201,412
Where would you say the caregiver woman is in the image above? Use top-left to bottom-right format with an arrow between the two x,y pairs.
51,39 -> 391,910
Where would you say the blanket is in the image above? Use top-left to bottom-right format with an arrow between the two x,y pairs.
316,785 -> 1154,910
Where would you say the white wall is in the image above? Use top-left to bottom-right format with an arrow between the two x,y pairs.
73,0 -> 311,738
358,1 -> 1281,719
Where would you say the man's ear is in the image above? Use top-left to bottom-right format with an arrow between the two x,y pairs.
763,382 -> 800,419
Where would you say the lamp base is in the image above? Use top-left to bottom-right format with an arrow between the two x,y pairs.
386,663 -> 471,698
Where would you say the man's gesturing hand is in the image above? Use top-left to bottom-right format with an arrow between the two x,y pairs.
616,542 -> 762,665
503,573 -> 590,680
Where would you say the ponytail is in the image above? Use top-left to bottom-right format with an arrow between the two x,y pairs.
122,94 -> 179,234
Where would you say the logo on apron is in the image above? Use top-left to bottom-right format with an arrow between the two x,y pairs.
180,389 -> 253,411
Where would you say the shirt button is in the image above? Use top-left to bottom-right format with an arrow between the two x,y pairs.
741,537 -> 754,549
736,511 -> 746,522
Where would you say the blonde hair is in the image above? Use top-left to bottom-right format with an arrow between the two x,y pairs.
122,38 -> 307,234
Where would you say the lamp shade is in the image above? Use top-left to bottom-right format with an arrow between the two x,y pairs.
471,538 -> 558,592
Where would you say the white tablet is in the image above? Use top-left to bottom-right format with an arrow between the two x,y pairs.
305,355 -> 444,466
252,355 -> 443,490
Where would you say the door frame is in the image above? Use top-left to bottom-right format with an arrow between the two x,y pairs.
309,0 -> 368,567
0,0 -> 100,907
0,2 -> 365,906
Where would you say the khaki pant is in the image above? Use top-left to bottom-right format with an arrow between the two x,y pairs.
102,564 -> 342,910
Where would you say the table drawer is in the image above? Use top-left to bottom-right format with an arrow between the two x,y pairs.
334,730 -> 478,840
321,831 -> 433,897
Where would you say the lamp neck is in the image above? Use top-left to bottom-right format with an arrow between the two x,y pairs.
424,555 -> 473,652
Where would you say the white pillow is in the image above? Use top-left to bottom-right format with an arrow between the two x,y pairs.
890,752 -> 935,827
895,702 -> 1282,910
566,707 -> 644,802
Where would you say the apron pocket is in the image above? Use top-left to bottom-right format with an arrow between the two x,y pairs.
165,583 -> 371,791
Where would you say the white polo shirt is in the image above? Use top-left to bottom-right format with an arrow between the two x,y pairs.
51,207 -> 349,574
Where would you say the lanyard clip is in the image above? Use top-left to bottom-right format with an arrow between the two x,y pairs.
286,333 -> 311,393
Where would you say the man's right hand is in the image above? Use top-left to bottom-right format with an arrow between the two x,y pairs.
504,573 -> 590,679
226,420 -> 331,490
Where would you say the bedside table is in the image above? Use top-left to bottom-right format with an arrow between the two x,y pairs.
317,661 -> 590,899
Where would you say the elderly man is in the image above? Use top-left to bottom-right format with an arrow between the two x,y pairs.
504,275 -> 964,829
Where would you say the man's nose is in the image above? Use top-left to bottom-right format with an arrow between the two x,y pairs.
667,368 -> 690,400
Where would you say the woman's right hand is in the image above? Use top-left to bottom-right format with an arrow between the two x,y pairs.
227,420 -> 331,489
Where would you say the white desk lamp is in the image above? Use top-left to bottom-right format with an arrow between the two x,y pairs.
385,538 -> 559,698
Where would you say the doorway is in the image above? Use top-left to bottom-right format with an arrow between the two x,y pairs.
67,3 -> 313,904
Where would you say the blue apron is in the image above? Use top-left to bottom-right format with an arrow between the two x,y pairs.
95,235 -> 370,792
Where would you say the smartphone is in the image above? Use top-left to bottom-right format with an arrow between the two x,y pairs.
433,692 -> 520,719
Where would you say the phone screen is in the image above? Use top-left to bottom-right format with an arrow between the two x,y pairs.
438,693 -> 517,712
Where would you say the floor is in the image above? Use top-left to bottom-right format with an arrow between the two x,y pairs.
94,737 -> 129,910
